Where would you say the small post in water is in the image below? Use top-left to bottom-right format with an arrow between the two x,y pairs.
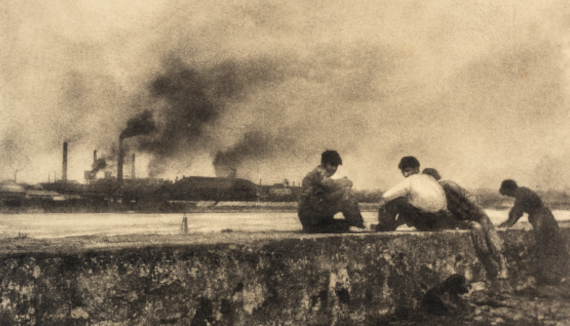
181,213 -> 188,234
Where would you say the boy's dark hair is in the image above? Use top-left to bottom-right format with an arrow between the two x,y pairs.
321,150 -> 342,166
500,179 -> 518,194
398,156 -> 420,170
422,168 -> 441,181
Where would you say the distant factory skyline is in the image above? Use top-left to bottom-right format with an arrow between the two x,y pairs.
2,0 -> 570,191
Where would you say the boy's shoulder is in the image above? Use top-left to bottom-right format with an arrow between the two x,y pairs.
516,187 -> 534,196
515,187 -> 540,200
310,165 -> 326,174
304,165 -> 327,179
439,179 -> 463,191
409,173 -> 434,184
410,174 -> 445,191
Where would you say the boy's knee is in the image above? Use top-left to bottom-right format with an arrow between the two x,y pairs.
468,221 -> 484,232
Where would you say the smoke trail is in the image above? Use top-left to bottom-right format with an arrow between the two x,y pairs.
91,158 -> 107,174
134,56 -> 288,176
213,131 -> 273,177
120,110 -> 156,140
139,63 -> 218,156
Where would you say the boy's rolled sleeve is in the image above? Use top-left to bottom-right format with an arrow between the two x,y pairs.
382,179 -> 410,203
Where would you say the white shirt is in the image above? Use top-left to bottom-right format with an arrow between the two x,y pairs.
382,173 -> 447,213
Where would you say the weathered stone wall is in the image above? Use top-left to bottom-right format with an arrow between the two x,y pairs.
0,228 -> 568,325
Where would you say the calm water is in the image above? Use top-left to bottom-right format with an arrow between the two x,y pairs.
1,208 -> 569,239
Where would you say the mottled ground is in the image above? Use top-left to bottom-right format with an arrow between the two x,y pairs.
367,280 -> 570,326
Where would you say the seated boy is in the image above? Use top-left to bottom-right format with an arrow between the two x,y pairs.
373,156 -> 458,231
298,150 -> 365,233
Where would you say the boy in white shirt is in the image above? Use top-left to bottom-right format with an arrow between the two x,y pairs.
373,156 -> 458,231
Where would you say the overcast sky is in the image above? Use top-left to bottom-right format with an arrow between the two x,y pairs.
2,0 -> 570,191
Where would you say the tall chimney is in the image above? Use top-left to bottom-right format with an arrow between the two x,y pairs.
92,150 -> 98,181
62,142 -> 68,182
132,153 -> 136,179
117,139 -> 123,183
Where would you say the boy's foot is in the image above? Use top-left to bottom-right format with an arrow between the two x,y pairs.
349,226 -> 366,233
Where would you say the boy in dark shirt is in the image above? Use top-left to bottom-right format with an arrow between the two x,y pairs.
298,150 -> 365,233
499,179 -> 569,285
423,168 -> 508,279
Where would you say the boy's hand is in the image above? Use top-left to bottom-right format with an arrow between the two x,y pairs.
336,177 -> 352,188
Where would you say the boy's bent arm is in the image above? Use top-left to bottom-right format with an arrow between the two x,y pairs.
321,176 -> 352,191
381,179 -> 409,203
506,205 -> 524,226
500,204 -> 523,227
444,180 -> 478,205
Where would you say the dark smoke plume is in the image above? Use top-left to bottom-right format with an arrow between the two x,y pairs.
120,110 -> 156,140
118,111 -> 154,181
138,64 -> 218,158
213,131 -> 274,178
135,57 -> 287,176
91,158 -> 107,174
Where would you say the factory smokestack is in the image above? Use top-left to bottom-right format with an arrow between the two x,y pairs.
118,140 -> 124,182
91,150 -> 107,180
62,142 -> 68,182
91,156 -> 106,174
92,150 -> 97,180
132,153 -> 135,179
118,110 -> 155,183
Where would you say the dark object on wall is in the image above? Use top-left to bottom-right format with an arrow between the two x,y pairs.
421,274 -> 470,316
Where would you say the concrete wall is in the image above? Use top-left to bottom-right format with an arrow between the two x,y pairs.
0,228 -> 568,326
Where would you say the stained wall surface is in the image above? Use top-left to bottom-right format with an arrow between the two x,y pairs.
0,229 -> 569,325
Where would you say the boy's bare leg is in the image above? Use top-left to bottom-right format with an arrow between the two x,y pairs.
325,186 -> 365,228
469,218 -> 509,279
374,198 -> 408,231
477,215 -> 509,279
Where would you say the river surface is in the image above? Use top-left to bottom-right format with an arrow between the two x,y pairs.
1,208 -> 570,239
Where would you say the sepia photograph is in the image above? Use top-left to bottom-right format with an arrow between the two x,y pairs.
1,0 -> 570,325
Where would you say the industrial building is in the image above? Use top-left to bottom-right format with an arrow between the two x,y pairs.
0,142 -> 300,212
